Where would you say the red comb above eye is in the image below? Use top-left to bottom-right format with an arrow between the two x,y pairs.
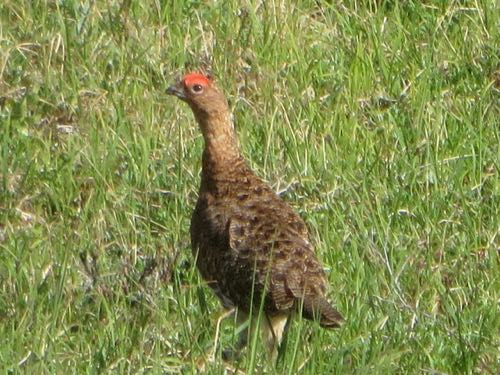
183,72 -> 211,87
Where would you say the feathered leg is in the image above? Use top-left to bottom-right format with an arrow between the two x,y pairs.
222,309 -> 249,360
260,314 -> 289,362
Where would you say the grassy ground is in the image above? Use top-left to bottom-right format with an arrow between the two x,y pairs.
1,0 -> 498,373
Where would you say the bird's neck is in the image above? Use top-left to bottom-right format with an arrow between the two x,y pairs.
196,111 -> 242,173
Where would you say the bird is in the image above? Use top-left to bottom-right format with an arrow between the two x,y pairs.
166,72 -> 344,360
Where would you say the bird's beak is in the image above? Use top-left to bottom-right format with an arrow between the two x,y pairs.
166,82 -> 187,100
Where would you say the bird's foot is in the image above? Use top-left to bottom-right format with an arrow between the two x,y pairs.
222,347 -> 243,362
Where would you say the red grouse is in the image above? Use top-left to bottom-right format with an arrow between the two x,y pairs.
167,72 -> 343,359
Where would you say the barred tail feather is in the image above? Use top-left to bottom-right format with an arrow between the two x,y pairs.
302,297 -> 344,328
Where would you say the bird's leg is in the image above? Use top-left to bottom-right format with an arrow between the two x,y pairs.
222,310 -> 249,361
276,317 -> 292,367
234,313 -> 250,351
260,314 -> 289,362
212,307 -> 236,362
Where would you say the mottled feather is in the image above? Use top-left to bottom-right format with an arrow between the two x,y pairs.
167,72 -> 343,357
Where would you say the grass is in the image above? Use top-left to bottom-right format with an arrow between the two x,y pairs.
1,0 -> 498,373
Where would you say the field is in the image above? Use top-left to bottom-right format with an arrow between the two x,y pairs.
1,1 -> 498,373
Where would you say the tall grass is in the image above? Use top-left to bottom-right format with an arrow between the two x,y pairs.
1,1 -> 498,373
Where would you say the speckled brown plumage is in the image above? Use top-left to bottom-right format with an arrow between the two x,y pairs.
167,72 -> 343,358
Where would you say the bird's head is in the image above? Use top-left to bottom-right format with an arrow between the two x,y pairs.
166,72 -> 228,118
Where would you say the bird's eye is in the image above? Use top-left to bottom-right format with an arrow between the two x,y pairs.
191,84 -> 203,93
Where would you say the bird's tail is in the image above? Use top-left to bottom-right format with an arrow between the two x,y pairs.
302,297 -> 344,328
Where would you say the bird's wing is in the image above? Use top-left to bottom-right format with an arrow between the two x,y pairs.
227,198 -> 326,310
227,194 -> 343,326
